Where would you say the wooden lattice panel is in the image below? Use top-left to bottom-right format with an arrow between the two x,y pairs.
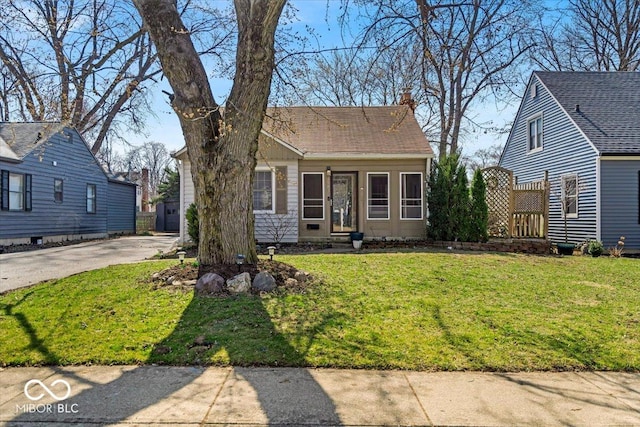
513,190 -> 545,213
482,167 -> 512,238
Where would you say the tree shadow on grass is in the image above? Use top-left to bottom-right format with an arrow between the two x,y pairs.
4,276 -> 343,425
146,285 -> 345,425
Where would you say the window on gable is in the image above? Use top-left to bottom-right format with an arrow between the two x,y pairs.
54,178 -> 63,203
302,173 -> 324,219
253,170 -> 274,212
561,174 -> 578,218
1,170 -> 32,211
367,173 -> 389,220
528,116 -> 543,151
401,173 -> 423,220
86,184 -> 96,213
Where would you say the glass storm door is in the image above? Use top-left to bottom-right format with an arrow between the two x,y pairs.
331,173 -> 357,233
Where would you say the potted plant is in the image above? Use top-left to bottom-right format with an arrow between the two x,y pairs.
349,231 -> 364,250
587,240 -> 604,257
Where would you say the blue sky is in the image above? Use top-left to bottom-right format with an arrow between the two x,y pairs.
132,0 -> 349,153
131,0 -> 516,157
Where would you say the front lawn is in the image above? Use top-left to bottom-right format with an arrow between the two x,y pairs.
1,252 -> 639,371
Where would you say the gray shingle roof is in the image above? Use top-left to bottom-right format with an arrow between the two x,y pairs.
0,122 -> 67,159
535,72 -> 640,155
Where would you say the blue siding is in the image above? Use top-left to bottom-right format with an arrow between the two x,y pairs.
107,180 -> 136,234
600,160 -> 640,249
500,75 -> 599,244
0,128 -> 108,242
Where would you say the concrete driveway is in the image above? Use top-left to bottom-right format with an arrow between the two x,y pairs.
0,234 -> 178,293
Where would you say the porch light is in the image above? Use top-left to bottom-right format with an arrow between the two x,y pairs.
177,250 -> 186,264
326,166 -> 331,177
267,246 -> 276,260
236,254 -> 245,272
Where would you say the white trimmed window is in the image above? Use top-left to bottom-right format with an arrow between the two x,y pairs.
253,170 -> 274,212
528,115 -> 543,152
86,184 -> 96,213
367,173 -> 389,220
302,173 -> 324,219
54,178 -> 63,203
400,172 -> 423,219
561,174 -> 578,218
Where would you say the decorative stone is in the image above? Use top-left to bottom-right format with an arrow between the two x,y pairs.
227,272 -> 252,294
165,275 -> 175,285
184,280 -> 197,286
284,278 -> 299,288
195,273 -> 225,295
294,271 -> 310,283
253,271 -> 276,292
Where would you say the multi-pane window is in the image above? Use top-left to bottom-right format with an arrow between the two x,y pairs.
367,173 -> 389,219
1,170 -> 31,211
528,116 -> 543,151
253,170 -> 274,212
401,173 -> 423,219
302,173 -> 324,219
561,174 -> 578,218
54,178 -> 63,203
86,184 -> 96,213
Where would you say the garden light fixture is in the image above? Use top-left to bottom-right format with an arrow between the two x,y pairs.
177,251 -> 186,264
267,246 -> 276,260
236,254 -> 245,272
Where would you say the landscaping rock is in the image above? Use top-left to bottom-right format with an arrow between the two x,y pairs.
165,275 -> 175,285
195,273 -> 225,295
184,279 -> 197,286
294,271 -> 310,283
253,271 -> 277,292
284,277 -> 299,288
227,272 -> 252,294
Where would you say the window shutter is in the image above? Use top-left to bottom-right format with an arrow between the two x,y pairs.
1,170 -> 8,210
275,166 -> 287,214
25,174 -> 32,211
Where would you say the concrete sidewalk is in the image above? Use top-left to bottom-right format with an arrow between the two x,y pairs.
1,366 -> 639,426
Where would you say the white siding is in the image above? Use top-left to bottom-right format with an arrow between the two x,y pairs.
177,157 -> 298,244
178,157 -> 195,244
254,161 -> 299,243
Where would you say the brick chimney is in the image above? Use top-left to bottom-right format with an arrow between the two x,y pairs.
141,167 -> 149,212
399,87 -> 416,112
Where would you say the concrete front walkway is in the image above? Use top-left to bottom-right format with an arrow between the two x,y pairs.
0,234 -> 178,293
1,366 -> 639,426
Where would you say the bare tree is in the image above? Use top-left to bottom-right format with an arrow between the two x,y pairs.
124,141 -> 173,197
463,143 -> 503,172
347,0 -> 535,160
287,44 -> 424,107
0,0 -> 163,153
0,0 -> 236,154
134,0 -> 286,266
530,0 -> 640,71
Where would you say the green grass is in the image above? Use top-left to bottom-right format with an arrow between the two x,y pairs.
1,252 -> 639,371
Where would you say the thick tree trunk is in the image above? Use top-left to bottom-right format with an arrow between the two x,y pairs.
134,0 -> 285,266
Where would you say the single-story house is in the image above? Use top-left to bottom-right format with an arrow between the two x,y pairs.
173,105 -> 434,244
499,71 -> 640,249
0,122 -> 137,246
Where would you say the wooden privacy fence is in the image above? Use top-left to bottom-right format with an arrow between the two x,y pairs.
481,167 -> 549,239
136,212 -> 156,232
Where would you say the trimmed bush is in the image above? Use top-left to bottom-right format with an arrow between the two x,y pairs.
186,203 -> 199,244
469,169 -> 489,242
427,154 -> 470,241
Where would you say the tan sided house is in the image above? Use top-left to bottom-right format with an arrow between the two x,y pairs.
173,105 -> 434,244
